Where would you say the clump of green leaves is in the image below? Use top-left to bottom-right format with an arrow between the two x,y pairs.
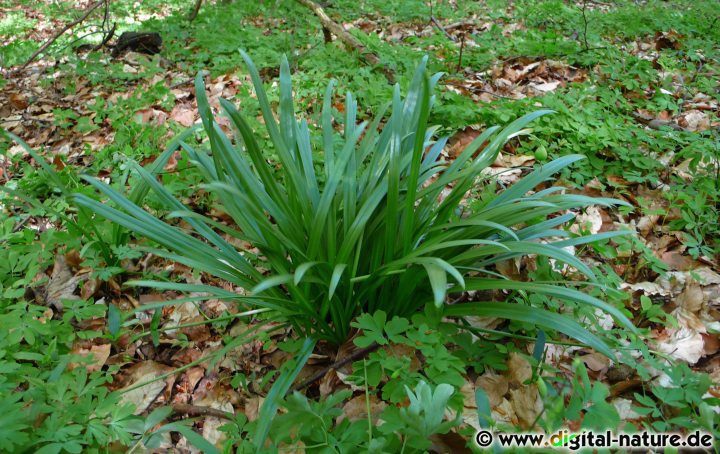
77,53 -> 632,348
75,53 -> 635,448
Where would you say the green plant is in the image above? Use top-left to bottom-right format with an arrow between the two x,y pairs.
74,53 -> 636,448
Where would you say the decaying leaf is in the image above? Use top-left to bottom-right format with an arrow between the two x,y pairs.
44,255 -> 82,311
508,385 -> 542,428
338,394 -> 386,424
69,342 -> 111,373
474,372 -> 509,407
119,361 -> 175,414
507,352 -> 532,385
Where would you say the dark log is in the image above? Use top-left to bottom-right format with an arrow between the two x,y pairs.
112,32 -> 162,56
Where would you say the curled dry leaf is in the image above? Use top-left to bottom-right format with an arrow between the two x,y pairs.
677,110 -> 710,132
384,343 -> 422,372
492,398 -> 517,426
571,205 -> 604,235
162,301 -> 200,336
676,283 -> 705,312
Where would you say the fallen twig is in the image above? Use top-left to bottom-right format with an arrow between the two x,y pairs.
21,0 -> 104,68
580,0 -> 590,52
293,0 -> 395,83
289,342 -> 380,393
431,16 -> 456,42
455,33 -> 466,73
92,22 -> 116,51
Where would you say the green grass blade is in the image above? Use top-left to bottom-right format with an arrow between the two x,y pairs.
255,338 -> 316,452
444,302 -> 615,358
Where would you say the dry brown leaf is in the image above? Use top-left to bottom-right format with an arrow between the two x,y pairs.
678,110 -> 710,132
509,385 -> 542,428
338,394 -> 386,424
530,80 -> 560,92
571,205 -> 604,235
660,250 -> 703,271
194,385 -> 238,447
581,352 -> 611,372
676,283 -> 705,312
69,343 -> 111,372
170,105 -> 196,127
119,361 -> 175,413
384,343 -> 422,372
497,153 -> 535,168
446,127 -> 481,159
244,396 -> 263,422
613,398 -> 641,420
657,325 -> 705,364
475,372 -> 509,407
9,93 -> 29,110
45,254 -> 81,311
507,352 -> 532,385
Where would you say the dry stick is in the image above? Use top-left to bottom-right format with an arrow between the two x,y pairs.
580,0 -> 590,52
293,0 -> 395,84
92,0 -> 115,51
171,403 -> 236,421
21,0 -> 104,68
431,16 -> 456,42
455,33 -> 466,73
289,342 -> 380,393
92,22 -> 116,51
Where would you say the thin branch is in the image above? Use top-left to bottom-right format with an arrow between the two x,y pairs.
580,0 -> 590,52
92,0 -> 115,51
92,22 -> 116,51
289,342 -> 380,393
431,16 -> 455,42
455,32 -> 466,73
21,0 -> 104,68
293,0 -> 395,83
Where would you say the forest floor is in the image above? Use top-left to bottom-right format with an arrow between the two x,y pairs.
1,0 -> 719,452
